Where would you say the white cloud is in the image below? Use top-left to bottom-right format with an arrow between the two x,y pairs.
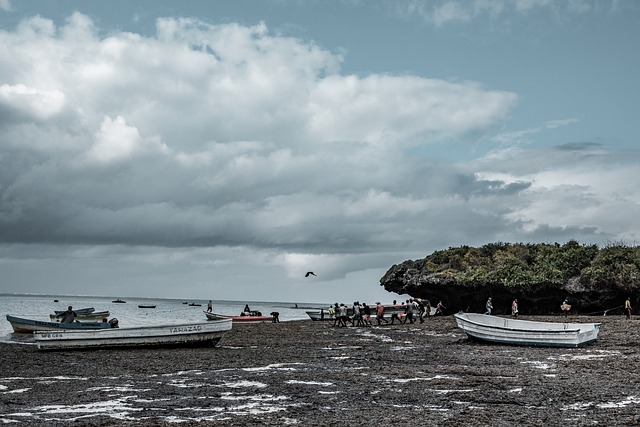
0,12 -> 637,300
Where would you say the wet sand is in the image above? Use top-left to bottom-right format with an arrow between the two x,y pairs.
1,315 -> 639,426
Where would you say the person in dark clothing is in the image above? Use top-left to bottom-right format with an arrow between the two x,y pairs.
58,306 -> 77,323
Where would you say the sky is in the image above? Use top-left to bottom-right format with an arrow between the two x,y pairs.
0,0 -> 639,304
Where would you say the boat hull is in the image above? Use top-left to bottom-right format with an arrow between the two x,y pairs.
49,311 -> 110,321
204,312 -> 274,323
53,307 -> 95,316
6,315 -> 113,334
33,319 -> 233,351
454,312 -> 600,348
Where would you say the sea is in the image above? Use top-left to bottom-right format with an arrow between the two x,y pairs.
0,293 -> 326,343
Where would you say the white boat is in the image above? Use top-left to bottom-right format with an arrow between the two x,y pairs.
6,314 -> 115,333
204,311 -> 275,323
33,319 -> 232,351
453,312 -> 601,348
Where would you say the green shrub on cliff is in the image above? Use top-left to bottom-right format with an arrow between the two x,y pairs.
419,240 -> 632,291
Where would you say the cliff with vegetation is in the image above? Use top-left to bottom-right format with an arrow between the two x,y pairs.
380,240 -> 640,315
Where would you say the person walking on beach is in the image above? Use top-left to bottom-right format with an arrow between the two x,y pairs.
375,302 -> 388,325
484,297 -> 493,315
416,298 -> 426,323
402,300 -> 415,324
352,302 -> 363,326
625,297 -> 632,320
424,298 -> 431,319
58,306 -> 77,323
331,303 -> 340,327
362,302 -> 372,326
337,304 -> 349,327
511,299 -> 519,317
207,300 -> 213,313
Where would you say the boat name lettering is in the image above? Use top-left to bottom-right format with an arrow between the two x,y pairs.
170,325 -> 202,333
40,333 -> 63,338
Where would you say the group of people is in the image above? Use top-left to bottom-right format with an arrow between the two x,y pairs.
483,296 -> 634,319
329,299 -> 446,327
484,297 -> 518,317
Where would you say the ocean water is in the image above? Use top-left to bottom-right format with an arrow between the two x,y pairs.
0,293 -> 324,343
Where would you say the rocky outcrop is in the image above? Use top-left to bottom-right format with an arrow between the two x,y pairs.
380,258 -> 631,316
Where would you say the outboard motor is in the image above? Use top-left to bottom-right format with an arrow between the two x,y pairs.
109,318 -> 119,328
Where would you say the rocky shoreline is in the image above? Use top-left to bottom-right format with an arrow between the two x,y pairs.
1,315 -> 639,426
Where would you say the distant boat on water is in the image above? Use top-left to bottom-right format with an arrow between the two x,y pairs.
138,305 -> 156,309
112,299 -> 126,303
188,303 -> 202,307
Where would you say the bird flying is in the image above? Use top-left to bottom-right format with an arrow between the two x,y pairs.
305,272 -> 317,277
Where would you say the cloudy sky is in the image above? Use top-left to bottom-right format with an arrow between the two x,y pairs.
0,0 -> 638,303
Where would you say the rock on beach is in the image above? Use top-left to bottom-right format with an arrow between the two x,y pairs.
1,315 -> 639,426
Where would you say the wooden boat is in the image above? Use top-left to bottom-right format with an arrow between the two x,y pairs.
112,299 -> 126,303
306,304 -> 415,321
453,312 -> 601,348
33,319 -> 232,351
138,305 -> 157,309
53,307 -> 95,315
204,311 -> 274,323
49,311 -> 110,321
6,314 -> 115,334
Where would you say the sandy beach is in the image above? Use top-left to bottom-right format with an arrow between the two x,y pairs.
1,315 -> 639,426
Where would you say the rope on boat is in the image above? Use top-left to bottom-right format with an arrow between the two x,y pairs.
582,305 -> 623,316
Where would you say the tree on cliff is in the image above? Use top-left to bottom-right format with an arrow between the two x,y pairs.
380,240 -> 640,315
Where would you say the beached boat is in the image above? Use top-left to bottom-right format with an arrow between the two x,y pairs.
6,314 -> 116,334
33,319 -> 232,351
49,311 -> 110,321
204,311 -> 274,323
53,307 -> 95,316
453,312 -> 601,348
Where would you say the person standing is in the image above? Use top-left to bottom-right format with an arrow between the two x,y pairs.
511,299 -> 519,317
207,300 -> 213,313
561,299 -> 571,318
58,306 -> 77,323
625,297 -> 632,320
484,297 -> 493,315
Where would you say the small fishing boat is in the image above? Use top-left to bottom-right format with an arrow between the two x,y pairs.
138,305 -> 157,309
112,299 -> 126,303
53,307 -> 95,316
33,319 -> 232,351
204,311 -> 274,323
453,312 -> 601,348
49,311 -> 110,321
189,303 -> 202,307
6,314 -> 116,334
